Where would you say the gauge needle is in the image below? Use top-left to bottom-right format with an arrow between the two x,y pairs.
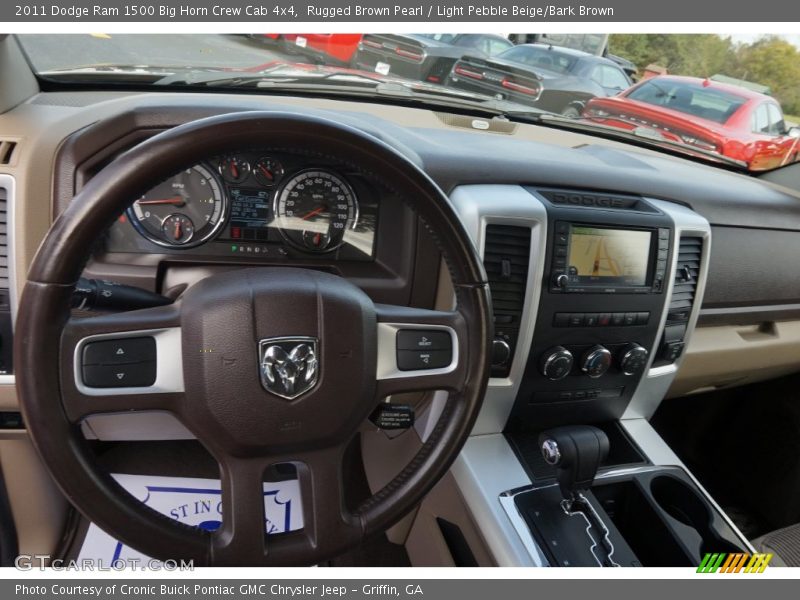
300,206 -> 326,220
173,220 -> 182,240
138,197 -> 186,206
259,165 -> 273,180
230,163 -> 239,179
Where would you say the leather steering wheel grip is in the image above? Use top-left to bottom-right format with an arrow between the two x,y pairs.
14,112 -> 492,565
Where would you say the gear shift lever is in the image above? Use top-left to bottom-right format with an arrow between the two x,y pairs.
539,425 -> 610,501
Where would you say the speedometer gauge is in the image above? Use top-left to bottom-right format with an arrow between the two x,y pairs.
274,170 -> 359,252
128,164 -> 226,248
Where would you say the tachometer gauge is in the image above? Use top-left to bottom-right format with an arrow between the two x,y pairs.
274,170 -> 358,252
128,164 -> 226,248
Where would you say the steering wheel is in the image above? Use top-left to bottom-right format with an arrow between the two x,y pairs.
15,112 -> 492,566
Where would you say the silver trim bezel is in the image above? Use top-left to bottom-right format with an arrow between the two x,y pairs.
73,327 -> 185,396
624,199 -> 712,419
449,184 -> 548,435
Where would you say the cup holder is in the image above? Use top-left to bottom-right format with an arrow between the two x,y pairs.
651,475 -> 710,530
650,474 -> 744,557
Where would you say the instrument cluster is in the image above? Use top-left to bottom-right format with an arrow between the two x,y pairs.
104,150 -> 379,261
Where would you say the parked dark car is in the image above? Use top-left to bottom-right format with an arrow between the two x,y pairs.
351,33 -> 513,84
445,43 -> 632,116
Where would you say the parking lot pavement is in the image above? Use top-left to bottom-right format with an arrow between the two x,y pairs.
18,34 -> 290,72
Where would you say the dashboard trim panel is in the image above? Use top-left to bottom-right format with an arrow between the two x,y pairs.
449,184 -> 548,436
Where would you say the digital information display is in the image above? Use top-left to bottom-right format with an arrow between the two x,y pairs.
229,188 -> 271,229
567,226 -> 652,287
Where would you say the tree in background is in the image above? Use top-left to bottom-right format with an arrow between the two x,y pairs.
609,34 -> 800,116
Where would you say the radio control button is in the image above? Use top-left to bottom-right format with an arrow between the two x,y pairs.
553,273 -> 570,289
553,313 -> 570,327
556,222 -> 570,234
659,228 -> 670,240
555,246 -> 568,258
567,313 -> 585,327
623,312 -> 638,326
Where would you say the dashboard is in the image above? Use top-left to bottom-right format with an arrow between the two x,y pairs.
105,150 -> 379,261
2,89 -> 800,423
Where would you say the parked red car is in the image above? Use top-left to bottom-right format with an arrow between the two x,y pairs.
582,75 -> 800,170
277,34 -> 363,66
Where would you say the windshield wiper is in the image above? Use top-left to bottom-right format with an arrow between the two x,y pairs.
510,112 -> 748,169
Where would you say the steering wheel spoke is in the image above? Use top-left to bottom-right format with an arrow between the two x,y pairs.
375,303 -> 468,398
211,444 -> 362,566
59,303 -> 185,423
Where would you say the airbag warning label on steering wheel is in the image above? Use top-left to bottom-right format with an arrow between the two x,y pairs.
77,474 -> 303,564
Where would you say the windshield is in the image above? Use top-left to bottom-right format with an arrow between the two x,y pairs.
17,33 -> 800,172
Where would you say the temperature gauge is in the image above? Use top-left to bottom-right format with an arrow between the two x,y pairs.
218,156 -> 251,184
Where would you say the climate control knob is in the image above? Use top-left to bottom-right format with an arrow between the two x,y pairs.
581,345 -> 612,378
618,343 -> 649,376
540,346 -> 574,381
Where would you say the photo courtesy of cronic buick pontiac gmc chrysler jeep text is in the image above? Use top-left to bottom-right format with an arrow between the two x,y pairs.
2,33 -> 800,568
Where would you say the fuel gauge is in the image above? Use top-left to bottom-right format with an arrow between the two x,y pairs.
218,156 -> 250,184
253,157 -> 284,187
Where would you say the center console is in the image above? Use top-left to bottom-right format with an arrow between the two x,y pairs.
446,184 -> 748,568
504,189 -> 699,429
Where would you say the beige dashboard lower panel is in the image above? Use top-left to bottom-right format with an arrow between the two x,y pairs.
0,435 -> 68,558
667,320 -> 800,398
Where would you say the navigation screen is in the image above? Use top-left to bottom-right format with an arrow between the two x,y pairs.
567,226 -> 652,287
230,188 -> 271,228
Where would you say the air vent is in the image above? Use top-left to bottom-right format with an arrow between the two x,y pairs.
434,112 -> 517,135
483,224 -> 531,377
0,187 -> 7,289
0,140 -> 18,166
667,236 -> 703,323
654,234 -> 703,367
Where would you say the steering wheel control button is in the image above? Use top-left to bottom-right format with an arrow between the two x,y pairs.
397,349 -> 452,371
396,329 -> 451,351
82,362 -> 156,388
581,345 -> 612,378
81,337 -> 157,388
540,346 -> 574,381
82,337 -> 156,366
369,403 -> 415,430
